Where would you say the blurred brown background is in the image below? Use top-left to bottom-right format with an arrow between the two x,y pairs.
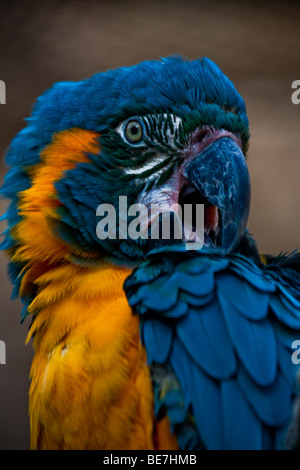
0,0 -> 299,449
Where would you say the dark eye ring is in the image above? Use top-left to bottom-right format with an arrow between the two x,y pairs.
124,119 -> 143,143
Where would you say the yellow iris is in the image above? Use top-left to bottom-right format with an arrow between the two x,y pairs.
125,120 -> 143,143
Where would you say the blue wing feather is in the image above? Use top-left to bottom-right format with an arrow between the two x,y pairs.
124,248 -> 300,450
237,363 -> 292,427
171,336 -> 224,450
216,272 -> 270,320
218,290 -> 277,386
177,301 -> 236,379
142,318 -> 173,364
270,296 -> 300,329
221,379 -> 263,450
188,360 -> 224,450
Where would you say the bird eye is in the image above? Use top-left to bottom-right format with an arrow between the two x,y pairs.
124,120 -> 143,143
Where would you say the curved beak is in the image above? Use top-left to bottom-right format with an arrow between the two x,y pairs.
183,137 -> 251,252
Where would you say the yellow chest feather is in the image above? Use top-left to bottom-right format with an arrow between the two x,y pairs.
26,262 -> 155,450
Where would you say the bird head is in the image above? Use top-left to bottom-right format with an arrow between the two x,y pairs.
2,56 -> 251,264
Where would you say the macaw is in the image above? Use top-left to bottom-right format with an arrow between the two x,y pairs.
1,56 -> 300,450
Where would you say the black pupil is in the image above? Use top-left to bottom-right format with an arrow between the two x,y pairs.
131,125 -> 139,135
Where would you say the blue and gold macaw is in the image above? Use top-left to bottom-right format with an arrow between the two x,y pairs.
1,56 -> 300,450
